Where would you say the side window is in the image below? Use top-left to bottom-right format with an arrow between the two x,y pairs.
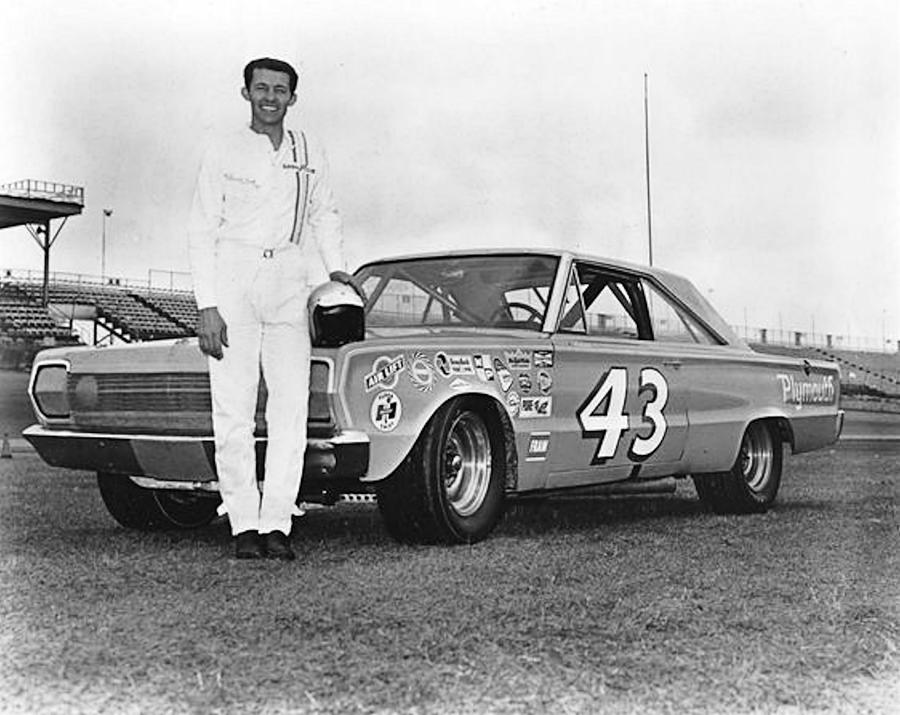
643,281 -> 717,344
558,268 -> 587,333
363,276 -> 445,326
558,264 -> 641,339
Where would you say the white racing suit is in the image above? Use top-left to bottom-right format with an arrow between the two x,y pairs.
188,124 -> 343,536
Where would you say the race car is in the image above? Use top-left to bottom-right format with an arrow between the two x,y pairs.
24,250 -> 844,543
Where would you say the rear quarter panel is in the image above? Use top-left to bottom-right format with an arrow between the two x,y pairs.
677,345 -> 841,472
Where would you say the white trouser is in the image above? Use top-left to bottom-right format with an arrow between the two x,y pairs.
208,244 -> 313,536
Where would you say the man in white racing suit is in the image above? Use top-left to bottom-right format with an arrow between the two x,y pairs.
188,57 -> 351,560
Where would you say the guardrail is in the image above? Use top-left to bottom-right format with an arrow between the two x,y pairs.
1,267 -> 193,294
734,325 -> 898,354
0,179 -> 84,206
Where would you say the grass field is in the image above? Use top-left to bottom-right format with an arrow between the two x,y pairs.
1,442 -> 897,714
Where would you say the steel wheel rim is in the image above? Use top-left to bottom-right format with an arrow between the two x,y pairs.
739,424 -> 774,492
443,411 -> 492,517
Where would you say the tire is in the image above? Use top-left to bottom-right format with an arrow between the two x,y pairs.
375,396 -> 506,544
692,421 -> 782,514
97,472 -> 220,530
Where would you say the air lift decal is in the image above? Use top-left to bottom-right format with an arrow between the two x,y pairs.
576,366 -> 669,465
364,355 -> 405,392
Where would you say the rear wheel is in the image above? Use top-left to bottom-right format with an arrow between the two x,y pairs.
376,397 -> 506,544
97,472 -> 220,530
692,421 -> 782,514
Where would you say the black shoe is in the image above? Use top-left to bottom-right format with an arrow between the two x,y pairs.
263,531 -> 295,561
234,530 -> 263,559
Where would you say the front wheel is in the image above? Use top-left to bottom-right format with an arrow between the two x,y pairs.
692,421 -> 783,514
376,397 -> 506,544
97,472 -> 220,530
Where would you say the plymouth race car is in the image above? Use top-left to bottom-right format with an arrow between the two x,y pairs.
24,250 -> 843,543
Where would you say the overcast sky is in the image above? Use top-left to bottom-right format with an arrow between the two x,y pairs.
1,0 -> 897,343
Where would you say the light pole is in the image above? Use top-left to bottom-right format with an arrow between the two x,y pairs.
101,209 -> 113,280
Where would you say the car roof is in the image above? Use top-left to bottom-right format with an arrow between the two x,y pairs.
356,248 -> 743,346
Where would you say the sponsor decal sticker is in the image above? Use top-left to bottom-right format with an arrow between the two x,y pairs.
537,369 -> 553,394
526,432 -> 551,461
407,352 -> 435,392
473,354 -> 495,382
435,351 -> 475,377
506,390 -> 520,417
517,373 -> 533,394
370,391 -> 402,432
448,354 -> 475,375
504,348 -> 532,370
449,377 -> 472,391
776,373 -> 835,408
364,355 -> 405,392
435,352 -> 452,378
519,395 -> 552,419
493,358 -> 514,392
533,349 -> 554,368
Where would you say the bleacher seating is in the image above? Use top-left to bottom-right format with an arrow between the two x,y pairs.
132,290 -> 198,332
0,285 -> 78,341
7,279 -> 194,342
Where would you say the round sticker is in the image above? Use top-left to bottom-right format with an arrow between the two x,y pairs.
370,391 -> 402,432
506,390 -> 520,417
408,352 -> 435,392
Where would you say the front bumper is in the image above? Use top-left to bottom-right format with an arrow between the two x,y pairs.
22,425 -> 370,491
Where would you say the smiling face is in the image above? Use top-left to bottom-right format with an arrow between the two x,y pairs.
241,67 -> 296,130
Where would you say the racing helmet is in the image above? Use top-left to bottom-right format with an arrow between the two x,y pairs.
308,280 -> 365,347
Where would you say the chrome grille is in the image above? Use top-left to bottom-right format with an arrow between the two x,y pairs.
67,361 -> 333,426
70,373 -> 211,413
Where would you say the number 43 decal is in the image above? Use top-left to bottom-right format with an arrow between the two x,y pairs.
576,367 -> 668,464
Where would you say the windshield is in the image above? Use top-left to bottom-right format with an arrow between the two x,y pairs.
356,254 -> 560,330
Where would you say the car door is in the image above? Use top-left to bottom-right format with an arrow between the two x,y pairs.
545,261 -> 689,489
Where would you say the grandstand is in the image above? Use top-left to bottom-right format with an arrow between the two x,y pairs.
0,271 -> 197,368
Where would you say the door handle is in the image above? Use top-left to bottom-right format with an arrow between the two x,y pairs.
662,359 -> 683,368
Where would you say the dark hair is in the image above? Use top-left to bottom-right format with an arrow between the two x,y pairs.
243,57 -> 299,94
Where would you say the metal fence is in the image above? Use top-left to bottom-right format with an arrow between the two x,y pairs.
0,179 -> 84,206
733,325 -> 899,354
1,267 -> 193,294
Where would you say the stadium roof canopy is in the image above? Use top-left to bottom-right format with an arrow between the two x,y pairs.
0,180 -> 85,305
0,179 -> 84,229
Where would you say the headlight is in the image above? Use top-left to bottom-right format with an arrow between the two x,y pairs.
30,362 -> 70,419
308,360 -> 332,423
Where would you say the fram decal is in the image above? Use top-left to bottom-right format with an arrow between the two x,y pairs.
776,374 -> 835,407
493,358 -> 513,392
526,432 -> 551,461
407,352 -> 435,392
370,391 -> 402,432
504,348 -> 532,370
533,349 -> 554,368
364,355 -> 405,392
519,395 -> 552,419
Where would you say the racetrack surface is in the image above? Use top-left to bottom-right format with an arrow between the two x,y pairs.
0,442 -> 897,714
